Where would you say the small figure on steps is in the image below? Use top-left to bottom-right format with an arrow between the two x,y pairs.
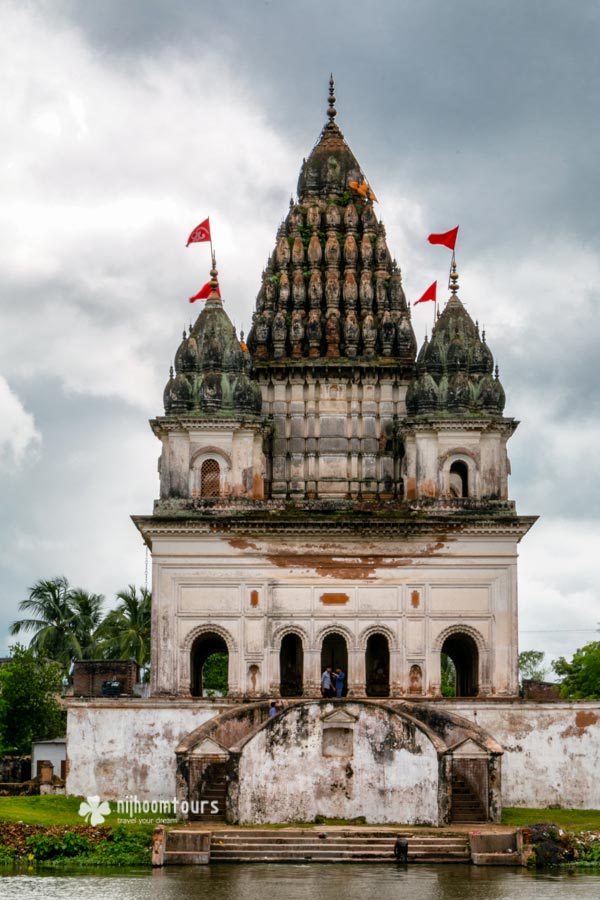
394,835 -> 408,862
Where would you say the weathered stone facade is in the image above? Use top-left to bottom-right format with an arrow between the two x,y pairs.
68,82 -> 591,827
66,699 -> 600,815
134,81 -> 534,706
142,528 -> 528,700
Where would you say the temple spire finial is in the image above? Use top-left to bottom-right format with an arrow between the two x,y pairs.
327,74 -> 337,124
208,252 -> 222,303
449,258 -> 460,296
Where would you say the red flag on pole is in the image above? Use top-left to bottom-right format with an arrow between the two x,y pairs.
186,217 -> 211,246
428,226 -> 459,250
189,282 -> 220,303
414,281 -> 437,305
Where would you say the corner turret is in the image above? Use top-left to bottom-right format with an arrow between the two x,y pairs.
153,260 -> 266,506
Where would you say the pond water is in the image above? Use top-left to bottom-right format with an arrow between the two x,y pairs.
1,863 -> 600,900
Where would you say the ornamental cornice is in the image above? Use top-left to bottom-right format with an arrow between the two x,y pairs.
401,417 -> 518,435
132,513 -> 537,544
150,416 -> 265,436
253,358 -> 412,374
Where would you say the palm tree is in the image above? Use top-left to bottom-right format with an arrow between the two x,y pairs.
70,589 -> 105,659
97,585 -> 151,674
10,576 -> 81,674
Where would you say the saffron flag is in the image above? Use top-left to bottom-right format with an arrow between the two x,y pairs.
428,226 -> 459,251
414,281 -> 437,305
186,217 -> 211,246
189,282 -> 220,303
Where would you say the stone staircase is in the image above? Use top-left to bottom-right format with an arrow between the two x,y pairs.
208,829 -> 471,863
450,776 -> 486,823
190,762 -> 227,823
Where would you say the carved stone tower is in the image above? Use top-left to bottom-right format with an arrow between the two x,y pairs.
134,81 -> 535,702
248,77 -> 417,500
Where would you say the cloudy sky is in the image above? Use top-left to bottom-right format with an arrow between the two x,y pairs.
1,0 -> 598,671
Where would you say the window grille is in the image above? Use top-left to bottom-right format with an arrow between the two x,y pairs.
201,459 -> 220,497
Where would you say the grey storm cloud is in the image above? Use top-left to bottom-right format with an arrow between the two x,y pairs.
0,0 -> 598,663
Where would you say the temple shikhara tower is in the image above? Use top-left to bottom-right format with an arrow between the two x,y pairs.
73,82 -> 600,831
133,79 -> 534,707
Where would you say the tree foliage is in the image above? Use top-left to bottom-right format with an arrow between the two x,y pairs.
96,585 -> 151,671
518,650 -> 547,684
0,645 -> 66,754
9,577 -> 151,678
440,653 -> 456,697
10,577 -> 105,676
70,589 -> 105,660
553,641 -> 600,699
202,652 -> 228,696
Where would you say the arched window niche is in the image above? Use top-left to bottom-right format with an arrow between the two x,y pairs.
449,460 -> 469,498
200,458 -> 221,497
189,448 -> 232,499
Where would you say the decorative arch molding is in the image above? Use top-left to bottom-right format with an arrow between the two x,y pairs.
190,446 -> 232,469
358,624 -> 398,651
438,447 -> 479,469
175,698 -> 450,757
315,623 -> 357,651
181,623 -> 238,654
433,623 -> 488,654
272,624 -> 310,651
439,450 -> 479,499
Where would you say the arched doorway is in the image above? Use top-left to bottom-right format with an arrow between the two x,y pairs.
280,633 -> 303,697
449,460 -> 469,497
365,633 -> 390,697
320,632 -> 348,695
190,633 -> 229,697
440,632 -> 479,697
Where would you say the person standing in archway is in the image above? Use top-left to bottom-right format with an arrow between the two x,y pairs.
334,667 -> 345,698
321,666 -> 334,697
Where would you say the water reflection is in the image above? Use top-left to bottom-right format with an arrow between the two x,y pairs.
0,864 -> 599,900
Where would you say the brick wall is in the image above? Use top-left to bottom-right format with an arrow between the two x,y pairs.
72,660 -> 139,697
522,680 -> 561,701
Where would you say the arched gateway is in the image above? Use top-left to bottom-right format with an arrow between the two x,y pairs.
175,700 -> 503,826
190,632 -> 229,698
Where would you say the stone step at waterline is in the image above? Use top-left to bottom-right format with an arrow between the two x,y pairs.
210,832 -> 466,842
205,829 -> 471,863
210,854 -> 470,862
210,837 -> 467,847
211,841 -> 472,853
210,844 -> 468,854
211,828 -> 462,834
210,829 -> 459,837
209,844 -> 471,854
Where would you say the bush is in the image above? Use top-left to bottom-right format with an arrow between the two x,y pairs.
0,844 -> 16,865
90,826 -> 152,865
26,832 -> 92,860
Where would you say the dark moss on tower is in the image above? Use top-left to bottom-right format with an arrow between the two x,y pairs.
247,78 -> 416,366
406,263 -> 505,418
163,264 -> 262,417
